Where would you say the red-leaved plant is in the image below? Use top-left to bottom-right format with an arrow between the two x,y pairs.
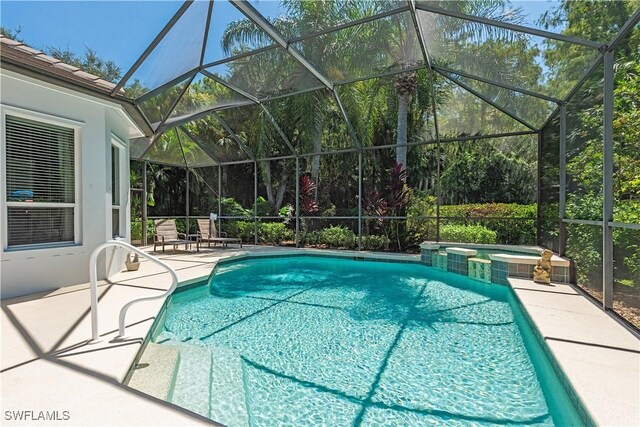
388,162 -> 409,209
300,174 -> 319,216
363,188 -> 388,227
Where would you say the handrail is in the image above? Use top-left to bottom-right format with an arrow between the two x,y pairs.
89,240 -> 178,340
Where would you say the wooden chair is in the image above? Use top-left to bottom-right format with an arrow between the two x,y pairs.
153,219 -> 192,252
197,219 -> 242,251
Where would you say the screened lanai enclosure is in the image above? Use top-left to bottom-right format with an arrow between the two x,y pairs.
120,1 -> 640,327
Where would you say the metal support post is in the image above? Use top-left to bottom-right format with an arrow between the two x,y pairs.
218,165 -> 222,234
254,161 -> 258,245
142,161 -> 148,246
295,157 -> 300,247
559,105 -> 567,256
602,50 -> 614,309
358,152 -> 363,251
536,131 -> 543,246
185,168 -> 190,235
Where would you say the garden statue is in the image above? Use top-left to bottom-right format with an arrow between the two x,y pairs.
125,253 -> 140,271
533,249 -> 553,284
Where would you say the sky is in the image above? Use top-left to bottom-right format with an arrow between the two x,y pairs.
0,0 -> 559,85
0,0 -> 281,78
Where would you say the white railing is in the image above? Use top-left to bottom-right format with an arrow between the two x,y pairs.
89,240 -> 178,341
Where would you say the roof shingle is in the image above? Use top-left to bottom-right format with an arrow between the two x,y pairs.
0,35 -> 126,96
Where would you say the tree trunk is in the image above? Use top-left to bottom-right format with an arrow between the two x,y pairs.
396,92 -> 411,169
275,171 -> 289,210
311,116 -> 323,196
260,161 -> 275,205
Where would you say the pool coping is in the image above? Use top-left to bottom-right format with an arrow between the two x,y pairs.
420,241 -> 543,255
131,248 -> 638,426
507,278 -> 639,426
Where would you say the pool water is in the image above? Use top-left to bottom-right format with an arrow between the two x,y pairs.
154,256 -> 584,426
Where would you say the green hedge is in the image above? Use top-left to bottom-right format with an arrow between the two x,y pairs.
258,222 -> 294,245
224,221 -> 254,243
223,221 -> 295,245
439,224 -> 497,244
440,203 -> 536,245
131,220 -> 155,241
405,200 -> 536,245
317,225 -> 357,249
363,234 -> 390,251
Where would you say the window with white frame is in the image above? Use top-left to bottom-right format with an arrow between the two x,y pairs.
4,114 -> 78,248
111,140 -> 125,238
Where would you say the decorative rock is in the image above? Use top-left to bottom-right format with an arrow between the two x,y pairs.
533,249 -> 553,284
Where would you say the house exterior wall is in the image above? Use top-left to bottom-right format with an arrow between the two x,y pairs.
0,69 -> 142,299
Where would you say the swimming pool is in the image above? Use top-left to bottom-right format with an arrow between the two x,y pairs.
149,255 -> 586,426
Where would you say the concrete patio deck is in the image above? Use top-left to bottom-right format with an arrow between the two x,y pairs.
1,245 -> 285,426
1,245 -> 639,426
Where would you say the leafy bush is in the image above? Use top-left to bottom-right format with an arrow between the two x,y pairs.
440,202 -> 536,220
254,196 -> 277,217
258,222 -> 287,245
406,192 -> 437,245
363,234 -> 390,251
318,225 -> 356,249
405,200 -> 535,245
566,223 -> 602,288
131,220 -> 154,241
225,221 -> 254,242
279,204 -> 294,225
439,224 -> 497,244
221,197 -> 250,217
282,228 -> 295,242
303,231 -> 320,246
440,203 -> 536,245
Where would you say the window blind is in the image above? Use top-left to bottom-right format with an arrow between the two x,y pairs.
5,115 -> 76,247
6,115 -> 75,203
7,207 -> 74,246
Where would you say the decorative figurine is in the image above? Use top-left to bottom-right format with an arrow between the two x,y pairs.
533,249 -> 553,284
125,252 -> 140,271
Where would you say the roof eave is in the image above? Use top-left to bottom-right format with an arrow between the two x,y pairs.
0,56 -> 154,137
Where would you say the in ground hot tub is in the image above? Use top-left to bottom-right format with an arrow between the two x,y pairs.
420,242 -> 571,285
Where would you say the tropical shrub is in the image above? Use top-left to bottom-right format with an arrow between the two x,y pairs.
258,222 -> 287,245
406,192 -> 437,245
363,234 -> 390,251
255,196 -> 277,217
440,203 -> 536,245
282,229 -> 295,242
225,221 -> 254,242
318,225 -> 356,249
131,220 -> 154,241
221,197 -> 251,217
300,175 -> 319,216
303,231 -> 320,246
439,224 -> 497,244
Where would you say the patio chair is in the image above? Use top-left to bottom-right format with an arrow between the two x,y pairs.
153,219 -> 192,252
197,218 -> 242,251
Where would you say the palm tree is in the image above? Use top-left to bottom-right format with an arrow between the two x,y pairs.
220,0 -> 392,193
393,0 -> 528,169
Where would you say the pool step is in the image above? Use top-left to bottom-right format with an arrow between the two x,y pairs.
208,345 -> 250,427
165,339 -> 213,418
127,343 -> 180,401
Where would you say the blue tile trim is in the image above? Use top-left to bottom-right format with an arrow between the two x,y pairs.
216,252 -> 423,267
